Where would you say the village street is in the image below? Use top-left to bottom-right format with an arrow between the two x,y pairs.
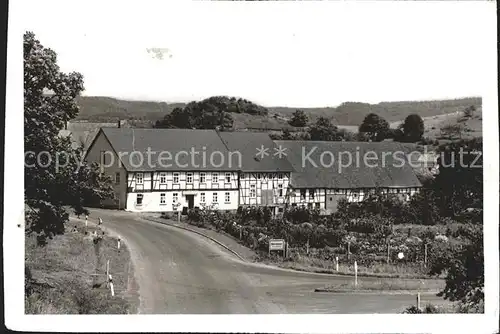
88,209 -> 449,314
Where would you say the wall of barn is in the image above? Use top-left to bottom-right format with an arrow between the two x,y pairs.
84,131 -> 127,209
239,172 -> 290,211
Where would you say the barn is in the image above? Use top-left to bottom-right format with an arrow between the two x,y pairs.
274,140 -> 422,214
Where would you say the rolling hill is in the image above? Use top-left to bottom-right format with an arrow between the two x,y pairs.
75,96 -> 482,130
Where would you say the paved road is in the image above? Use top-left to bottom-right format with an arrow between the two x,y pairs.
90,209 -> 449,314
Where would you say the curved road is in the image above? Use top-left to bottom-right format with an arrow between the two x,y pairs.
91,209 -> 448,314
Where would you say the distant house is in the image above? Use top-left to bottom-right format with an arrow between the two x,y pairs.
274,140 -> 422,213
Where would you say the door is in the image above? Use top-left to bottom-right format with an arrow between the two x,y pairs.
186,195 -> 195,209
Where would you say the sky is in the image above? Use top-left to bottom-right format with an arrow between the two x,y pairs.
21,0 -> 495,108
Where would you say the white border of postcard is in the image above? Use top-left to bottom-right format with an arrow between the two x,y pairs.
4,1 -> 499,333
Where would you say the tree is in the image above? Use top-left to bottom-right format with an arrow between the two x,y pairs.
24,32 -> 113,244
429,223 -> 484,312
307,117 -> 342,141
155,107 -> 192,129
358,113 -> 390,141
464,105 -> 476,118
288,109 -> 308,127
281,128 -> 294,140
401,114 -> 425,142
337,129 -> 356,141
440,123 -> 464,140
155,96 -> 270,130
432,138 -> 483,219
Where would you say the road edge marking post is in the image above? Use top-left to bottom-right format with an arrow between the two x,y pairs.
109,274 -> 114,297
335,256 -> 339,271
417,292 -> 421,310
106,259 -> 110,288
354,260 -> 358,288
117,238 -> 121,250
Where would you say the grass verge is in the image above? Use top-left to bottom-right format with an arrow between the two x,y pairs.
25,218 -> 139,314
261,255 -> 439,279
314,278 -> 444,293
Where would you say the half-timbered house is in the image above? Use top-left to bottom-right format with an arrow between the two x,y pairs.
274,140 -> 422,214
217,132 -> 294,215
85,128 -> 241,212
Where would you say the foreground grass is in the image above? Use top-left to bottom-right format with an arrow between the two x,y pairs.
25,219 -> 138,314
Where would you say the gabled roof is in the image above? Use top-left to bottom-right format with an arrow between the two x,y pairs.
98,128 -> 236,171
218,132 -> 294,172
274,140 -> 422,189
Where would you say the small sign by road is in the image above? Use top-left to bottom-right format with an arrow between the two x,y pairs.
269,239 -> 286,257
269,239 -> 285,251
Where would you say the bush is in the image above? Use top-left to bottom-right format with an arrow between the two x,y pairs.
403,304 -> 441,314
283,206 -> 320,224
237,206 -> 273,225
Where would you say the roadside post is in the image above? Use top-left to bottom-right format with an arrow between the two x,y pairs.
106,259 -> 110,287
387,243 -> 390,263
117,238 -> 121,250
354,261 -> 358,287
416,292 -> 421,310
269,239 -> 286,257
347,241 -> 351,260
335,256 -> 339,271
109,275 -> 115,297
424,244 -> 428,268
85,215 -> 88,227
239,226 -> 242,240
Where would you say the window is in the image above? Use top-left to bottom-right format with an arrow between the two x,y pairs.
200,193 -> 205,203
310,189 -> 315,199
115,172 -> 121,184
136,173 -> 143,184
250,184 -> 256,198
173,173 -> 179,184
160,193 -> 166,205
315,203 -> 320,209
278,173 -> 283,180
225,192 -> 231,203
307,203 -> 313,209
278,184 -> 283,197
200,172 -> 206,183
213,192 -> 218,203
240,174 -> 245,180
136,194 -> 143,205
172,193 -> 178,203
186,172 -> 193,183
100,151 -> 107,165
212,173 -> 218,183
278,207 -> 284,213
225,173 -> 231,183
159,173 -> 167,184
300,189 -> 306,199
